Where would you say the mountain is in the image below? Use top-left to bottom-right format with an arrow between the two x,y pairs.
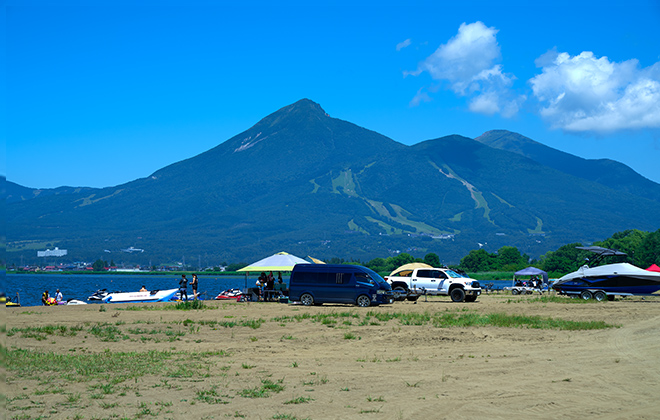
7,100 -> 660,266
475,130 -> 660,204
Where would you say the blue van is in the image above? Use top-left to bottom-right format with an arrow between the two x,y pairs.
289,264 -> 393,307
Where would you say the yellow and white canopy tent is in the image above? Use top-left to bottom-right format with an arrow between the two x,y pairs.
388,262 -> 433,278
237,252 -> 311,292
238,252 -> 310,273
307,256 -> 326,264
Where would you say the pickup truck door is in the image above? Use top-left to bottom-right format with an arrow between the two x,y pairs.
437,271 -> 450,292
413,270 -> 436,290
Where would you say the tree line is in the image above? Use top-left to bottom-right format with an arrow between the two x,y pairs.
360,229 -> 659,277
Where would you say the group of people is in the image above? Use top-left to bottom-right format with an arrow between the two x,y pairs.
41,289 -> 63,306
177,273 -> 199,301
255,271 -> 286,301
514,276 -> 542,289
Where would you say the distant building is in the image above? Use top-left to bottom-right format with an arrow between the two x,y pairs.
37,247 -> 68,257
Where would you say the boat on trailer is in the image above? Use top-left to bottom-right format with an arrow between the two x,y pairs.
552,246 -> 660,300
102,288 -> 179,304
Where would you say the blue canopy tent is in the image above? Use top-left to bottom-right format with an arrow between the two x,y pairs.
513,267 -> 548,286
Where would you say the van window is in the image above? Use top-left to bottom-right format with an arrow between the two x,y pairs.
354,272 -> 374,285
335,273 -> 345,284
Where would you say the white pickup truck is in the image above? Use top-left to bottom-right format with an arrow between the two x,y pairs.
385,267 -> 481,302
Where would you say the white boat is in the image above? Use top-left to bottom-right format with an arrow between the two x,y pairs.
65,299 -> 88,305
552,246 -> 660,300
102,288 -> 179,303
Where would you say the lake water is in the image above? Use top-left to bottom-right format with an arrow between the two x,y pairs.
6,273 -> 516,307
6,273 -> 255,307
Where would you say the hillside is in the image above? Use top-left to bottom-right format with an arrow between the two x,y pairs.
475,130 -> 660,204
7,100 -> 660,265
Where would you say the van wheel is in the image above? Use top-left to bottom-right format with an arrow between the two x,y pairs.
450,288 -> 465,302
300,293 -> 314,306
356,295 -> 371,307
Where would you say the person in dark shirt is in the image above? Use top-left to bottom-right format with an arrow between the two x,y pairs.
179,274 -> 188,301
191,274 -> 199,300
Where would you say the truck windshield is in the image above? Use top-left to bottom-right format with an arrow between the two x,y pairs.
445,270 -> 465,278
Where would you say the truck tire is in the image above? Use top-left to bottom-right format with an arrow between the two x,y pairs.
450,288 -> 465,302
300,293 -> 314,306
464,295 -> 477,302
356,294 -> 371,307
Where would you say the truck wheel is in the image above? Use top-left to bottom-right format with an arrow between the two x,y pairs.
300,293 -> 314,306
593,291 -> 607,301
450,288 -> 465,302
464,295 -> 477,302
356,295 -> 371,307
580,290 -> 592,300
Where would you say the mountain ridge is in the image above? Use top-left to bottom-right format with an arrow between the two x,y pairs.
7,100 -> 660,265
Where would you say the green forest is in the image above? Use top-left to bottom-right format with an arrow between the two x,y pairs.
358,229 -> 660,277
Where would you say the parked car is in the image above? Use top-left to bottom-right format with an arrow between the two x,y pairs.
289,264 -> 393,307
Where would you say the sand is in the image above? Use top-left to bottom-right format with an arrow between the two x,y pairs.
6,294 -> 660,420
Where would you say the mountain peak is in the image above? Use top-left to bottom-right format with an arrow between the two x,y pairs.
282,98 -> 328,116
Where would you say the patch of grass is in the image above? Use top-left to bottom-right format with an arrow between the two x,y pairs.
195,386 -> 230,404
238,378 -> 285,398
283,396 -> 314,405
88,323 -> 129,342
359,408 -> 381,414
273,414 -> 310,420
174,300 -> 206,310
8,348 -> 223,384
360,310 -> 616,330
239,318 -> 266,329
343,332 -> 358,340
366,395 -> 385,402
7,325 -> 82,341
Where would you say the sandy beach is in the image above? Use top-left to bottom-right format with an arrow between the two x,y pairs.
6,294 -> 660,419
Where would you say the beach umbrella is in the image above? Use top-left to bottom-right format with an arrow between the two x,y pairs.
308,256 -> 326,264
238,252 -> 310,273
237,252 -> 310,295
388,262 -> 433,277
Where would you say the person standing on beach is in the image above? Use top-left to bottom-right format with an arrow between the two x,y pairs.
55,289 -> 63,303
191,274 -> 199,300
179,274 -> 188,301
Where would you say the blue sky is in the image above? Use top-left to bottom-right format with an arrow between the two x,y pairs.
5,0 -> 660,188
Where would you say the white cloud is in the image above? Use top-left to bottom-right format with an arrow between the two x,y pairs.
530,51 -> 660,132
396,38 -> 411,51
407,22 -> 522,117
409,88 -> 432,107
